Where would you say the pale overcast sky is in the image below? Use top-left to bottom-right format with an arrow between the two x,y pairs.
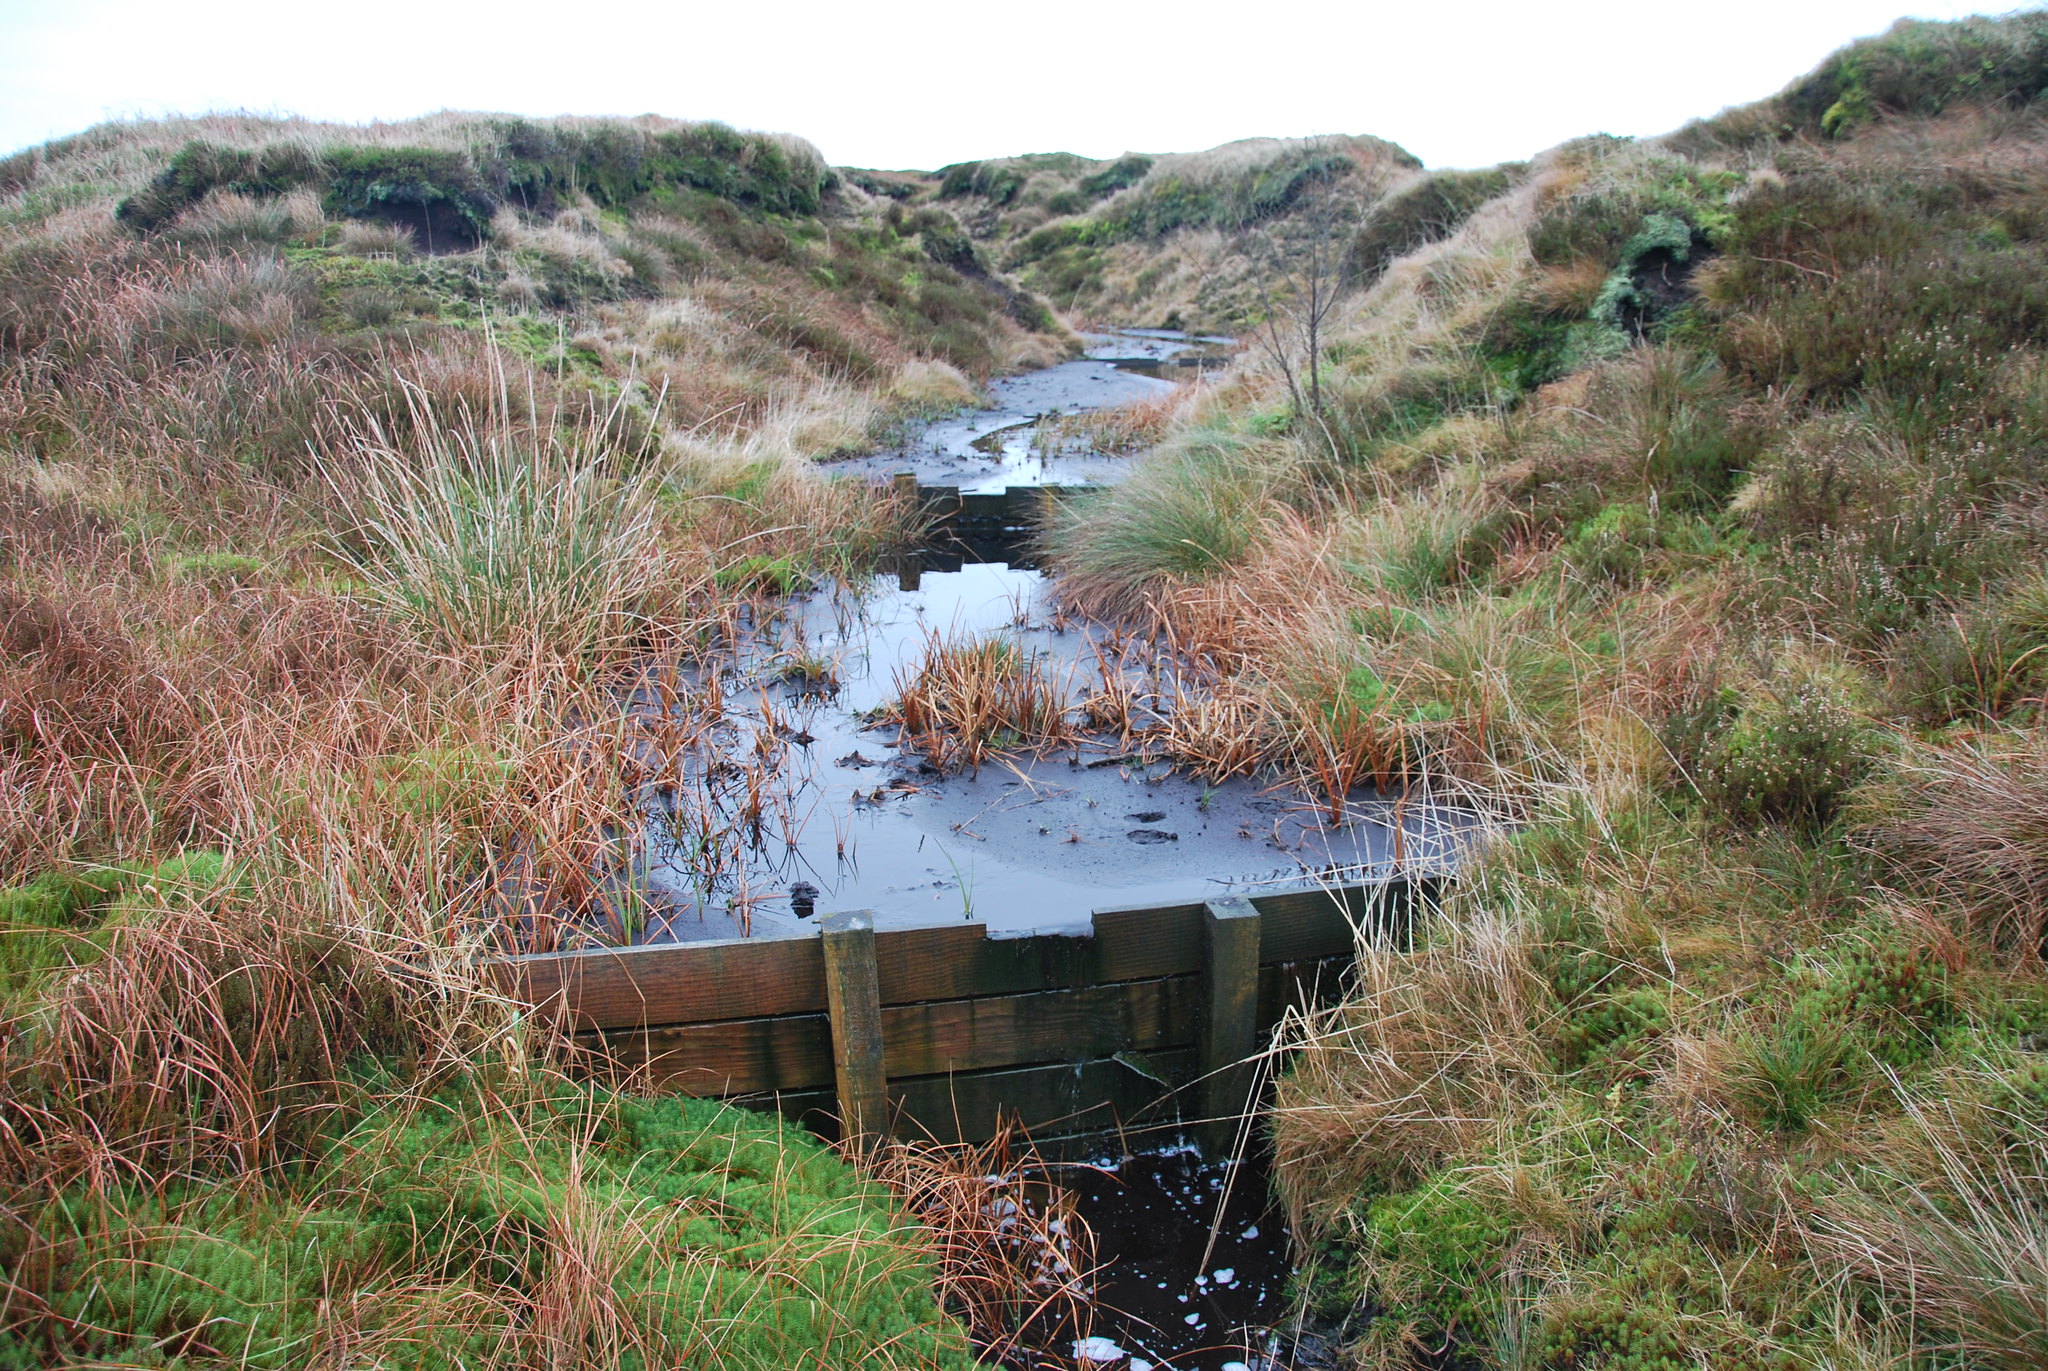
0,1 -> 2018,170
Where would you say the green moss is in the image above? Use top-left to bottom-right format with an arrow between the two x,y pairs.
1558,988 -> 1671,1071
0,852 -> 228,1004
14,1085 -> 972,1370
166,550 -> 268,587
370,747 -> 514,824
1538,1298 -> 1691,1370
1794,938 -> 1954,1070
713,554 -> 814,595
1355,1171 -> 1516,1344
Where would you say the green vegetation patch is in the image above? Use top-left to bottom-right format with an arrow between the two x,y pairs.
8,1085 -> 973,1370
1780,12 -> 2048,137
1350,165 -> 1523,282
0,851 -> 227,1003
116,121 -> 829,247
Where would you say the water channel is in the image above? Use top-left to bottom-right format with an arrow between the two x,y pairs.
613,331 -> 1462,1369
626,331 -> 1468,944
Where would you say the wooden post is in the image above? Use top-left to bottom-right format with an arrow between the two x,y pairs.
889,472 -> 922,590
1198,897 -> 1262,1153
821,910 -> 888,1147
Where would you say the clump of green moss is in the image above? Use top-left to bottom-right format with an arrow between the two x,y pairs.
713,553 -> 815,595
0,851 -> 227,1003
8,1084 -> 974,1370
1353,1171 -> 1517,1347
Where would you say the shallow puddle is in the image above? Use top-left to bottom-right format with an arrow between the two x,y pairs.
822,329 -> 1226,492
610,328 -> 1473,943
626,547 -> 1468,941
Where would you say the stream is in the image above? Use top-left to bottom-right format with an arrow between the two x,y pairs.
626,331 -> 1470,943
613,331 -> 1457,1369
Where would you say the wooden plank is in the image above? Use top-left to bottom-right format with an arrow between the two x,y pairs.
872,922 -> 1107,1004
591,1014 -> 832,1095
492,936 -> 826,1032
881,975 -> 1196,1076
1251,888 -> 1359,962
822,911 -> 887,1145
872,907 -> 1202,1003
882,1048 -> 1197,1147
587,976 -> 1200,1095
1198,897 -> 1262,1151
497,878 -> 1418,1033
1256,956 -> 1352,1031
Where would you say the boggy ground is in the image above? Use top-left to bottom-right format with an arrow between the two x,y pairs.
10,11 -> 2048,1370
1033,14 -> 2048,1370
0,111 -> 1066,1367
615,548 -> 1469,942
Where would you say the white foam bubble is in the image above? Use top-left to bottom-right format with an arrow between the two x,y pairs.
1072,1336 -> 1127,1363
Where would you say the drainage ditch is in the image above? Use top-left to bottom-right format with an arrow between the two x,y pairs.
605,332 -> 1442,1369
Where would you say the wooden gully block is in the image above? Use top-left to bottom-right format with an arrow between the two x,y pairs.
821,910 -> 887,1147
1198,896 -> 1262,1152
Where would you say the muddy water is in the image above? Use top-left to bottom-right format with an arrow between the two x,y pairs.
1059,1148 -> 1300,1371
631,551 -> 1468,941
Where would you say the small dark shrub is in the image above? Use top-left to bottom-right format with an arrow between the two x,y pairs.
1077,154 -> 1152,200
1529,157 -> 1739,270
320,146 -> 496,252
116,140 -> 324,232
1690,680 -> 1876,829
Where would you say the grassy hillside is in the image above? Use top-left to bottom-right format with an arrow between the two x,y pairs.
0,109 -> 1075,1366
848,134 -> 1427,330
1038,10 -> 2048,1367
9,11 -> 2048,1368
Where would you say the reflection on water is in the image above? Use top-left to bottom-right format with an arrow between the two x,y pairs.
624,552 -> 1471,943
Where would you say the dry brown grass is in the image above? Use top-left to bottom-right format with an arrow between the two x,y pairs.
857,1126 -> 1096,1365
1269,899 -> 1552,1235
888,631 -> 1076,776
1859,730 -> 2048,951
1035,385 -> 1192,456
1802,1084 -> 2048,1370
